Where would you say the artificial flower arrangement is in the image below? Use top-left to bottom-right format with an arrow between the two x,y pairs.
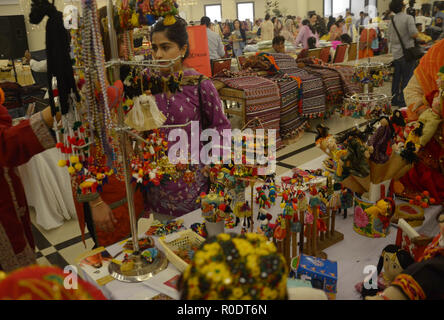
180,233 -> 288,300
352,65 -> 390,88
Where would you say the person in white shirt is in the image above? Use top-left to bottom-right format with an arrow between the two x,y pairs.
261,14 -> 274,41
200,16 -> 225,60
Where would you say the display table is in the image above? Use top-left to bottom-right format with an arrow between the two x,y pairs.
17,148 -> 77,230
78,155 -> 442,300
337,53 -> 394,66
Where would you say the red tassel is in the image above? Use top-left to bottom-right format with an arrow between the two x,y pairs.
56,142 -> 64,149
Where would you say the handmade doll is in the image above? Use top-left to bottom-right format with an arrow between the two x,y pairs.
391,110 -> 406,148
339,128 -> 372,178
364,198 -> 396,233
234,201 -> 252,228
315,124 -> 331,153
328,183 -> 342,213
308,186 -> 322,208
257,208 -> 274,238
368,116 -> 394,164
340,187 -> 354,219
355,244 -> 415,299
366,211 -> 444,300
405,121 -> 424,152
268,183 -> 277,205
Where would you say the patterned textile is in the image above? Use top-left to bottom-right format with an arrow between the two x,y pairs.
391,273 -> 426,300
218,76 -> 282,148
303,65 -> 343,110
267,53 -> 327,117
267,74 -> 307,141
328,65 -> 362,96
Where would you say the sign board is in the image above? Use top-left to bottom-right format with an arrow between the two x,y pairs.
184,25 -> 211,77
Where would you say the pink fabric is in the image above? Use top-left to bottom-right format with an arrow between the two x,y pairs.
294,25 -> 319,49
331,41 -> 342,50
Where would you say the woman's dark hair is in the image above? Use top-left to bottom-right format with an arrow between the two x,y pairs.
265,13 -> 271,21
302,19 -> 310,26
340,33 -> 353,44
151,16 -> 190,60
309,13 -> 317,19
272,17 -> 277,24
233,19 -> 247,42
327,16 -> 336,30
200,16 -> 211,27
307,36 -> 317,49
390,0 -> 405,14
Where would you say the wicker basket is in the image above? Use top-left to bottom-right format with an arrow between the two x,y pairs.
158,229 -> 205,273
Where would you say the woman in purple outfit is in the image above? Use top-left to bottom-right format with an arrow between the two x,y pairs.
146,17 -> 231,217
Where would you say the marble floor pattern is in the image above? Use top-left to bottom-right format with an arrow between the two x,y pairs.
29,81 -> 393,296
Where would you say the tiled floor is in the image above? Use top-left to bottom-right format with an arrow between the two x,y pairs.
29,80 -> 393,271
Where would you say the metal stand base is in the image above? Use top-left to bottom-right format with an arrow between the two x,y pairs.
108,250 -> 168,283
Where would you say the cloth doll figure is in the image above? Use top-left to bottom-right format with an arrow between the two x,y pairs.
339,129 -> 372,178
340,188 -> 354,219
391,110 -> 406,152
405,121 -> 424,152
328,183 -> 342,212
368,117 -> 394,164
315,124 -> 332,154
366,211 -> 444,300
355,244 -> 415,299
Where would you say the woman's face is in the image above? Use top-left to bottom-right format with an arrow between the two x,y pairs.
310,15 -> 317,25
234,21 -> 240,29
151,30 -> 186,73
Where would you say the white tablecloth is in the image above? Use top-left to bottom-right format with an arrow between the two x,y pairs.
78,155 -> 441,300
17,148 -> 77,230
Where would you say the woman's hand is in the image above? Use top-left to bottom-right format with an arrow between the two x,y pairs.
90,198 -> 117,233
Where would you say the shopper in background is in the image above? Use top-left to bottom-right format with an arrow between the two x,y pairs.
327,16 -> 336,32
315,14 -> 328,38
261,13 -> 274,41
231,19 -> 247,57
387,0 -> 418,108
356,11 -> 366,29
270,35 -> 286,53
274,18 -> 284,38
281,18 -> 296,43
295,15 -> 319,49
201,16 -> 225,60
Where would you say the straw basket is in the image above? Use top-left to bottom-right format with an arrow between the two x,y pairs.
158,229 -> 205,273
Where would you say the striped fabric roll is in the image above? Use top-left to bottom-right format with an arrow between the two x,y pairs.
219,76 -> 283,149
267,53 -> 327,117
303,65 -> 344,111
267,74 -> 307,141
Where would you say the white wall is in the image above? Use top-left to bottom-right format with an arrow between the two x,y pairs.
186,0 -> 324,22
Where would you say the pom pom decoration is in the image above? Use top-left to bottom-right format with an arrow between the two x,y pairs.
58,159 -> 67,167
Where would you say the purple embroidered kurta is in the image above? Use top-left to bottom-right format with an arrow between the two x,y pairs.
144,69 -> 231,217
